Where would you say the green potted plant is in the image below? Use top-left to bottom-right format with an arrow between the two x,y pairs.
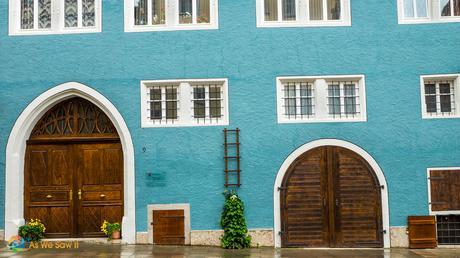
101,220 -> 121,240
18,219 -> 46,243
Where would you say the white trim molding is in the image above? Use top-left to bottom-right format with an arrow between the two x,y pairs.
427,167 -> 460,215
124,0 -> 219,32
256,0 -> 351,28
273,139 -> 390,248
276,75 -> 367,124
397,0 -> 460,24
5,82 -> 136,244
147,203 -> 191,245
420,74 -> 460,119
140,78 -> 229,128
9,0 -> 102,36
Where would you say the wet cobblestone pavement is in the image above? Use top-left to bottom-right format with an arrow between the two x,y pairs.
1,243 -> 460,257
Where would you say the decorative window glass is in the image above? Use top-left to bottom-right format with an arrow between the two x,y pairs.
421,74 -> 460,119
277,75 -> 366,123
257,0 -> 351,27
126,0 -> 218,32
10,0 -> 101,35
141,79 -> 229,127
398,0 -> 460,24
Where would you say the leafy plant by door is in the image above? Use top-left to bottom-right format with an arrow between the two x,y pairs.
220,190 -> 251,249
18,219 -> 46,242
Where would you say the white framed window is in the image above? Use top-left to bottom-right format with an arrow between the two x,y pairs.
125,0 -> 219,32
141,79 -> 229,127
421,74 -> 460,119
397,0 -> 460,24
9,0 -> 102,35
276,75 -> 366,123
256,0 -> 351,28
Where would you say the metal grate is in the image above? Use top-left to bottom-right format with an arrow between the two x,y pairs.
282,82 -> 315,120
425,80 -> 456,117
327,81 -> 360,119
147,85 -> 179,125
224,128 -> 241,188
191,84 -> 224,124
437,215 -> 460,245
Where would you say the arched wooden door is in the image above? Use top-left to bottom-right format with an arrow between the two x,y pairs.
280,146 -> 383,248
24,97 -> 124,238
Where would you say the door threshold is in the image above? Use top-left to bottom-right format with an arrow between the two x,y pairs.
42,238 -> 122,244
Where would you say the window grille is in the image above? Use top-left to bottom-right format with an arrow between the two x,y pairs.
147,85 -> 179,125
437,215 -> 460,245
327,81 -> 360,118
424,80 -> 456,117
191,84 -> 224,124
282,82 -> 315,119
224,128 -> 241,188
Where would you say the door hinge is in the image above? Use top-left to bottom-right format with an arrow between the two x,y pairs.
278,187 -> 287,191
278,231 -> 285,235
380,185 -> 385,190
381,229 -> 387,234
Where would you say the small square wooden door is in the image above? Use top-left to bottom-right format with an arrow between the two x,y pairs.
152,210 -> 185,245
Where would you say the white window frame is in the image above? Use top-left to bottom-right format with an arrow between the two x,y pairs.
397,0 -> 460,24
427,167 -> 460,215
141,78 -> 229,128
9,0 -> 102,36
420,74 -> 460,119
256,0 -> 351,28
276,75 -> 367,123
125,0 -> 219,32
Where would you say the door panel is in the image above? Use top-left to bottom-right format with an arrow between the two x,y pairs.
25,145 -> 74,238
281,146 -> 383,248
76,143 -> 124,237
152,210 -> 185,245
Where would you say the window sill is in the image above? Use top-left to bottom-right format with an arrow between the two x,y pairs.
257,20 -> 351,28
125,23 -> 219,33
422,114 -> 460,119
9,27 -> 101,36
398,17 -> 460,24
141,121 -> 229,128
278,117 -> 367,124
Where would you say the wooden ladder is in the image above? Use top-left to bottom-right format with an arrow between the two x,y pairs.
223,128 -> 241,188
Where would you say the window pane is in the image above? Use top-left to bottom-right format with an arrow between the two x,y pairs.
165,88 -> 177,119
416,0 -> 428,17
197,0 -> 210,23
179,0 -> 193,24
284,84 -> 296,116
328,84 -> 341,115
209,86 -> 221,118
152,0 -> 166,24
150,89 -> 162,119
455,0 -> 460,16
65,0 -> 78,27
425,84 -> 437,113
441,0 -> 452,16
327,0 -> 341,20
403,0 -> 415,17
193,87 -> 206,118
310,0 -> 323,20
82,0 -> 96,27
344,84 -> 356,115
300,84 -> 313,116
21,0 -> 34,29
134,0 -> 148,25
440,83 -> 452,113
38,0 -> 52,29
265,0 -> 278,21
282,0 -> 296,21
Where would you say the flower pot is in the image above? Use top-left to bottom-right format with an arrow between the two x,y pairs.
111,231 -> 121,240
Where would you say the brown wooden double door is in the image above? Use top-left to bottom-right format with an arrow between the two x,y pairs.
24,142 -> 124,238
281,146 -> 383,248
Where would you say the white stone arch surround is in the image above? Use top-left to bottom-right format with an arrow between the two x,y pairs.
273,139 -> 390,248
5,82 -> 136,243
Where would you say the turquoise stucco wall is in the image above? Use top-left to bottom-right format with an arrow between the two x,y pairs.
0,0 -> 459,232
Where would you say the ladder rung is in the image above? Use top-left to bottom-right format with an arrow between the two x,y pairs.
224,156 -> 240,159
224,142 -> 240,146
225,184 -> 241,187
225,170 -> 241,173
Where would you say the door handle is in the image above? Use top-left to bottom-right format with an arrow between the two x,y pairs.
78,189 -> 82,200
69,189 -> 73,201
100,194 -> 106,198
46,195 -> 53,199
335,198 -> 339,207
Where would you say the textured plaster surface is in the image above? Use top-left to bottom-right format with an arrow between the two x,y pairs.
390,226 -> 409,248
0,0 -> 459,234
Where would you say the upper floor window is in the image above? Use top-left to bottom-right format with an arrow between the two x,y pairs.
421,74 -> 460,119
256,0 -> 351,27
125,0 -> 219,32
9,0 -> 102,35
398,0 -> 460,24
277,75 -> 366,123
141,79 -> 229,127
